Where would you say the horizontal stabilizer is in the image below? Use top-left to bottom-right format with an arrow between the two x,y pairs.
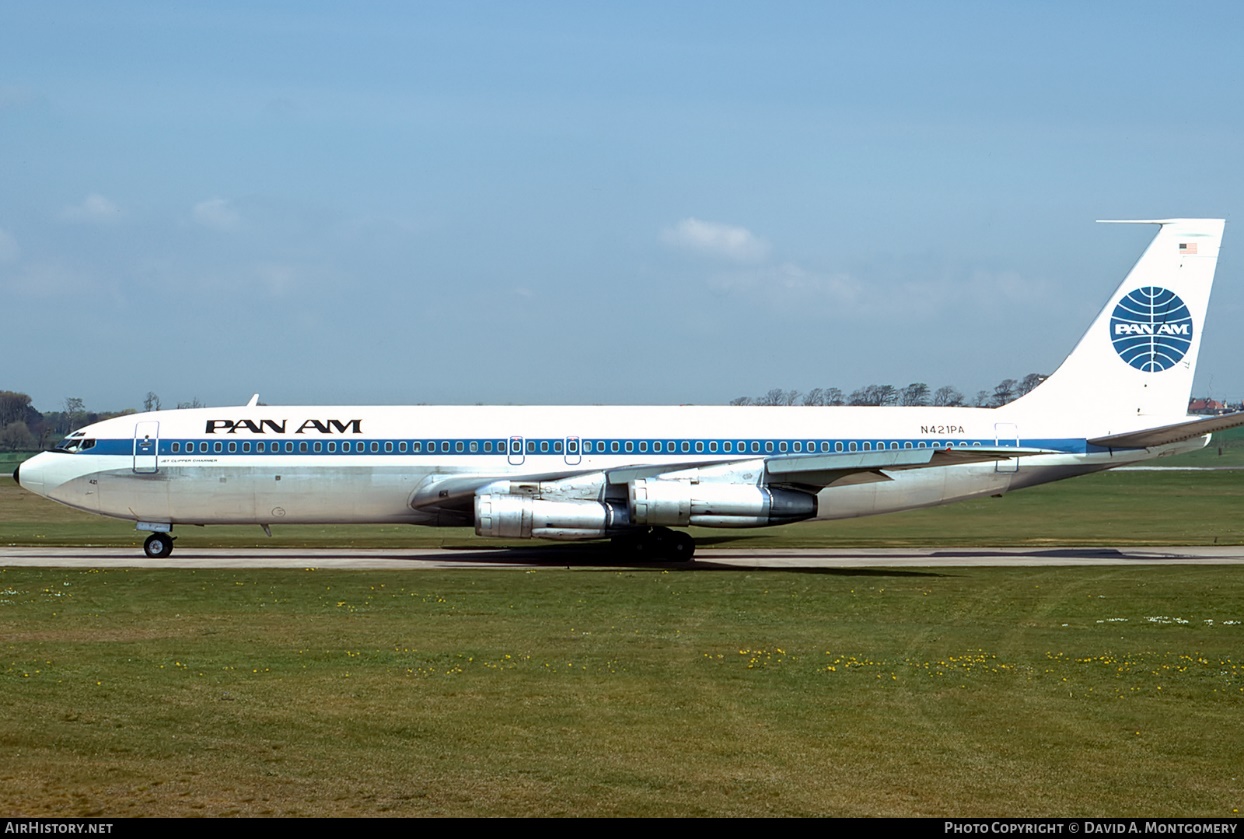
1088,412 -> 1244,449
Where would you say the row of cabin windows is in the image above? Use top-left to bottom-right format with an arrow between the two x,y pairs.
167,438 -> 980,456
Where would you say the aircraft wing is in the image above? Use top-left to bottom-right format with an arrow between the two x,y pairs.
1088,411 -> 1244,449
410,446 -> 1057,510
763,446 -> 1057,488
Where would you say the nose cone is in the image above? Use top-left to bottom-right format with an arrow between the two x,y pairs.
12,453 -> 47,497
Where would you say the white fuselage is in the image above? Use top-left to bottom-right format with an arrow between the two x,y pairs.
17,402 -> 1202,530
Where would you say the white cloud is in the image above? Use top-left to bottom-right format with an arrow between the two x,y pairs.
0,228 -> 19,262
662,217 -> 770,262
60,193 -> 123,224
192,198 -> 240,231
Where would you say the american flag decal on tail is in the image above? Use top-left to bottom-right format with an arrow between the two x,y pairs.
1180,242 -> 1198,255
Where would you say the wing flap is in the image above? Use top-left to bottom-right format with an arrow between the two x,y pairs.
764,446 -> 1057,488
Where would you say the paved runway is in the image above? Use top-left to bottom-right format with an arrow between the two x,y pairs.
2,545 -> 1244,569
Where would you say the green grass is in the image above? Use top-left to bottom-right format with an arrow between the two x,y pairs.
0,566 -> 1240,816
5,466 -> 1244,550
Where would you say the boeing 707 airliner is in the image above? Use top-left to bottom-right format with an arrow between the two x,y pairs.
15,219 -> 1241,559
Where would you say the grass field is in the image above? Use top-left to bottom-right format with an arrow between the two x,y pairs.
3,447 -> 1243,817
0,565 -> 1240,817
5,466 -> 1244,550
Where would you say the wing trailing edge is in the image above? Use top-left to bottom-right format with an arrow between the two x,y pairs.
1088,412 -> 1244,449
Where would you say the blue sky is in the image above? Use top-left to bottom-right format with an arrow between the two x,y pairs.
3,1 -> 1242,411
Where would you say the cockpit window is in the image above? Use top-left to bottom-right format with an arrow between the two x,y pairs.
54,436 -> 95,453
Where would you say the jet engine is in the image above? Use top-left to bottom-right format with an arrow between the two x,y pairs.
628,479 -> 817,528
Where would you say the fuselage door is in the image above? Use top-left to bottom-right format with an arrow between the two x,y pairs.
133,420 -> 160,474
994,422 -> 1019,473
508,436 -> 525,466
564,436 -> 581,466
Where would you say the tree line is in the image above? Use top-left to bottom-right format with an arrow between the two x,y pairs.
729,374 -> 1048,408
0,391 -> 202,452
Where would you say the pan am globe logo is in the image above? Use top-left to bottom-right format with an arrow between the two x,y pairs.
1109,287 -> 1193,372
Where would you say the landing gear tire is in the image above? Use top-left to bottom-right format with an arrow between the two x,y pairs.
143,532 -> 174,559
667,530 -> 696,561
610,528 -> 695,562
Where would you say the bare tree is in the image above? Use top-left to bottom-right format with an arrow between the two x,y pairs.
900,382 -> 930,406
802,388 -> 824,407
932,386 -> 965,407
143,392 -> 162,412
1016,373 -> 1045,397
0,421 -> 36,452
991,378 -> 1018,407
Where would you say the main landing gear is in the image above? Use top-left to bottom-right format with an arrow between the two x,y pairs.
610,527 -> 696,562
143,532 -> 175,559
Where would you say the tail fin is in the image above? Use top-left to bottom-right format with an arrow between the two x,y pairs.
1005,218 -> 1225,423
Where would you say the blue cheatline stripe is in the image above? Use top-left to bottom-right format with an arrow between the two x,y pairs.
81,435 -> 1092,458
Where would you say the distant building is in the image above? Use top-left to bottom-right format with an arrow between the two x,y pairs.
1189,398 -> 1228,415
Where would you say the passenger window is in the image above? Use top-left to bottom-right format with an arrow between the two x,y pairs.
765,441 -> 773,453
412,442 -> 421,453
681,441 -> 690,453
835,441 -> 843,452
243,442 -> 251,453
709,441 -> 718,453
329,442 -> 337,453
848,442 -> 857,452
313,441 -> 322,453
228,442 -> 237,453
456,441 -> 465,453
214,442 -> 222,453
172,442 -> 180,453
299,441 -> 308,453
752,441 -> 761,453
624,441 -> 633,453
386,441 -> 394,453
469,441 -> 477,453
638,441 -> 647,453
779,441 -> 788,453
793,442 -> 802,453
441,441 -> 449,453
695,441 -> 704,453
611,441 -> 620,453
399,441 -> 406,453
539,440 -> 548,453
483,441 -> 492,453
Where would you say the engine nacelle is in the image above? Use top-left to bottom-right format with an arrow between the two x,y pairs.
475,493 -> 631,540
629,479 -> 817,528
